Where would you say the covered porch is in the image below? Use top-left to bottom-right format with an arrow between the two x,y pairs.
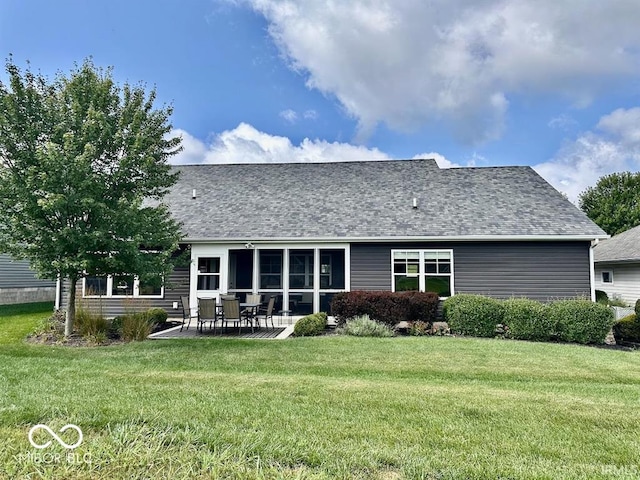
187,243 -> 349,317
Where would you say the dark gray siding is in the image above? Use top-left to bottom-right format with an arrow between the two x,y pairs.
351,241 -> 592,301
0,254 -> 55,288
60,266 -> 190,318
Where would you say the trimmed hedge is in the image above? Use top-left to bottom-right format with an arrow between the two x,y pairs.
331,291 -> 439,326
548,300 -> 614,344
443,294 -> 615,344
443,294 -> 504,337
293,312 -> 327,337
613,313 -> 640,343
503,298 -> 554,342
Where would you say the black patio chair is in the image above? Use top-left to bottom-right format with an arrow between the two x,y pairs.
255,296 -> 275,330
197,297 -> 219,333
180,295 -> 197,331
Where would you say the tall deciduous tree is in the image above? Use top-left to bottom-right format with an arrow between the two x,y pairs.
578,171 -> 640,236
0,58 -> 183,336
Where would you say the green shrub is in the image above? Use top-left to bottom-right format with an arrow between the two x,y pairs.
338,315 -> 395,337
613,313 -> 640,343
595,290 -> 608,304
293,313 -> 327,337
636,299 -> 640,316
147,308 -> 168,326
548,300 -> 614,344
408,320 -> 430,336
503,298 -> 554,341
443,294 -> 504,337
608,295 -> 628,307
121,312 -> 153,342
75,306 -> 108,337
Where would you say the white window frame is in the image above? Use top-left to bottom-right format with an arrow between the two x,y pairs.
196,257 -> 222,292
82,275 -> 164,298
601,270 -> 613,284
391,249 -> 455,298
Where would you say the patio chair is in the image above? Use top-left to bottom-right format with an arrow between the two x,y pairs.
180,295 -> 197,331
255,295 -> 275,330
245,294 -> 261,305
197,298 -> 219,334
221,298 -> 253,334
242,294 -> 261,322
220,294 -> 237,301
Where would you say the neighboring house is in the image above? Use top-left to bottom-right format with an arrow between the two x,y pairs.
594,224 -> 640,306
58,159 -> 607,317
0,254 -> 56,305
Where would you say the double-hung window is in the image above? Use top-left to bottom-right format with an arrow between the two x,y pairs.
392,249 -> 453,297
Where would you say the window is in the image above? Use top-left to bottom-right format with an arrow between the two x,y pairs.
197,257 -> 220,290
392,250 -> 453,297
601,271 -> 613,284
138,275 -> 163,296
260,250 -> 283,289
320,249 -> 345,289
83,275 -> 164,298
85,276 -> 107,296
289,250 -> 314,289
112,275 -> 134,296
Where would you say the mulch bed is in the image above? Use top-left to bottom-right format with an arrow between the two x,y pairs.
26,320 -> 184,347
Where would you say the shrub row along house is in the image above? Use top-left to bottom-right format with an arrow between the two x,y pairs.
56,159 -> 607,318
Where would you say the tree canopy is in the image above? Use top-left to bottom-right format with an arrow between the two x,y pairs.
0,58 -> 183,335
578,171 -> 640,236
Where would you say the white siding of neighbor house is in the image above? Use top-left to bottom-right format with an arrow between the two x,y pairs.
595,263 -> 640,306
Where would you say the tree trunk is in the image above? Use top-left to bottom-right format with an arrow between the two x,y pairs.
65,276 -> 77,337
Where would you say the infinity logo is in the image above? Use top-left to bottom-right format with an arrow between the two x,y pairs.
28,424 -> 83,450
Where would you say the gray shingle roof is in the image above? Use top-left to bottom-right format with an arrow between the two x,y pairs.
162,159 -> 606,241
594,224 -> 640,263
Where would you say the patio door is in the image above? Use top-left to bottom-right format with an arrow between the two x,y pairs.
191,246 -> 228,309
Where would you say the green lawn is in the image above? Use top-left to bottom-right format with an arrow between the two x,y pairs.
1,305 -> 639,479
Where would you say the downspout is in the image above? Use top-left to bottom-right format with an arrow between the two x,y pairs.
589,240 -> 598,302
54,274 -> 61,311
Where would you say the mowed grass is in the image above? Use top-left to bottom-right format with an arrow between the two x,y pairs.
1,305 -> 639,479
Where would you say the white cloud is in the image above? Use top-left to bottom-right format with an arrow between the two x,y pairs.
303,109 -> 318,120
412,152 -> 462,169
548,114 -> 578,131
243,0 -> 640,145
596,107 -> 640,146
534,107 -> 640,203
170,123 -> 391,164
279,109 -> 298,123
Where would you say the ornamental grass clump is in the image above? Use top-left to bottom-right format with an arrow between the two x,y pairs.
75,305 -> 109,338
121,312 -> 153,342
337,315 -> 395,337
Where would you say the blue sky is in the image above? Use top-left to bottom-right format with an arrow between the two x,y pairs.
2,0 -> 640,202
